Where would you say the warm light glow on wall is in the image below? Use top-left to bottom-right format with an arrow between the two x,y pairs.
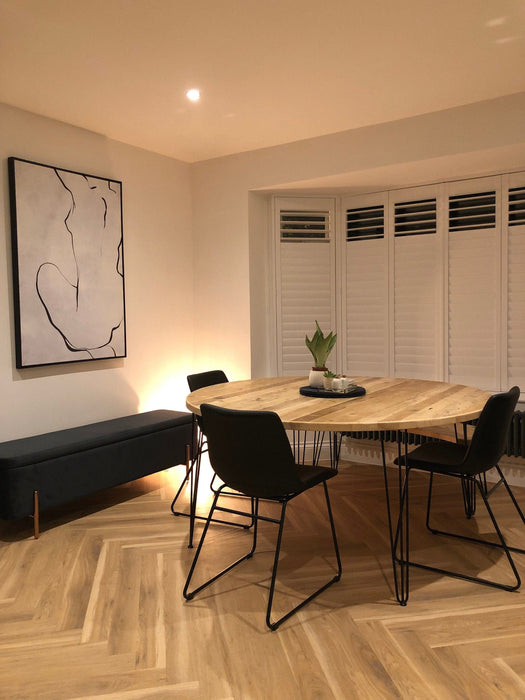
138,374 -> 189,413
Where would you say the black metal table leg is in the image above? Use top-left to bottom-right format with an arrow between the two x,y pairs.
380,431 -> 410,605
291,430 -> 341,469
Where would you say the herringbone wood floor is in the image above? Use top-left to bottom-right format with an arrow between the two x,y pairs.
1,456 -> 524,699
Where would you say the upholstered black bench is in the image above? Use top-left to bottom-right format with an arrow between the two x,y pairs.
0,410 -> 193,538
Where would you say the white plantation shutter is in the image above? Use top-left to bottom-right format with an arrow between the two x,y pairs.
271,172 -> 522,394
279,242 -> 333,374
506,173 -> 525,392
275,197 -> 336,376
343,194 -> 388,376
391,189 -> 441,379
446,178 -> 500,390
394,235 -> 441,378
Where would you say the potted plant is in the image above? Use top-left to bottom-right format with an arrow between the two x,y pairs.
305,321 -> 337,388
323,370 -> 336,390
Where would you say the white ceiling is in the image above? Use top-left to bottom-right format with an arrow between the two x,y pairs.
1,0 -> 524,163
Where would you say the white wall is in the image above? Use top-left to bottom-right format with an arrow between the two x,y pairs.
2,93 -> 525,441
191,93 -> 525,378
0,103 -> 194,440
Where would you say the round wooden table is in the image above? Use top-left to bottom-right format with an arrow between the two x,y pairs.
186,375 -> 490,432
186,375 -> 492,604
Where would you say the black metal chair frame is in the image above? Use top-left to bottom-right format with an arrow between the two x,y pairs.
183,481 -> 341,631
392,463 -> 524,601
385,387 -> 524,605
172,372 -> 344,547
171,371 -> 255,547
183,405 -> 342,631
170,415 -> 254,546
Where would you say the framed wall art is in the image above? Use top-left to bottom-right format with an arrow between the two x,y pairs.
8,157 -> 127,368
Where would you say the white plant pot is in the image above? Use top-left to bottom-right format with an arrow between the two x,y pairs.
323,376 -> 334,390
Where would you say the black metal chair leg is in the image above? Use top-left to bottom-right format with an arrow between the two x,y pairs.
394,387 -> 522,600
422,477 -> 520,590
411,474 -> 521,591
266,501 -> 288,630
183,488 -> 258,601
323,481 -> 342,579
171,429 -> 254,548
497,466 -> 525,526
266,485 -> 342,631
427,468 -> 525,556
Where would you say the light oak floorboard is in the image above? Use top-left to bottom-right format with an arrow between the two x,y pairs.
0,462 -> 523,699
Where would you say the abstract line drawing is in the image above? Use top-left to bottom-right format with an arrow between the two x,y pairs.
8,157 -> 126,368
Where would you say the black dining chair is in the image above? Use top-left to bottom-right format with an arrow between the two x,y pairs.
183,404 -> 342,630
171,370 -> 253,546
393,386 -> 524,601
186,370 -> 229,478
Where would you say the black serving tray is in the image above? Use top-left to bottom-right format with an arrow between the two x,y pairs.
299,385 -> 366,399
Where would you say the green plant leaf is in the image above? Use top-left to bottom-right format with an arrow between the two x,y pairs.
305,320 -> 337,367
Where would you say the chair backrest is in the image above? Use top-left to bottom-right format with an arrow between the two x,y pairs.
200,404 -> 304,499
187,371 -> 229,432
187,370 -> 228,393
462,386 -> 520,475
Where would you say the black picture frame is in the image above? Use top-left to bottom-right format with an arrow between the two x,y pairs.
8,157 -> 127,368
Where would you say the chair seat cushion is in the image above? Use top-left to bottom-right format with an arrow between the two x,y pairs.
296,464 -> 338,491
0,410 -> 191,471
394,440 -> 468,474
228,464 -> 337,500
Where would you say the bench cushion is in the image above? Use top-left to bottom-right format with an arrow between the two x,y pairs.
0,410 -> 190,470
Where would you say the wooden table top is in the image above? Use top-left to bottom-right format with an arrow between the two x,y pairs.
185,376 -> 491,432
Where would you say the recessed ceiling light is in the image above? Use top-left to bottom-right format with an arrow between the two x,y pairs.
186,89 -> 200,102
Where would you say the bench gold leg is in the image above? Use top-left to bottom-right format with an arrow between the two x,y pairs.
33,490 -> 39,539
